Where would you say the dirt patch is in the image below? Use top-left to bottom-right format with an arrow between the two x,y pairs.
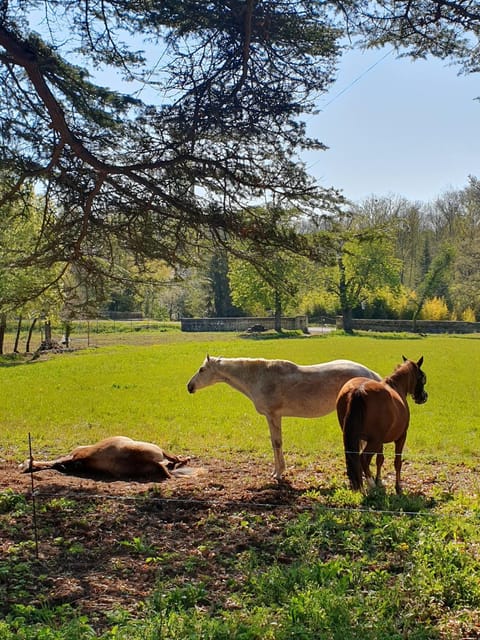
1,457 -> 478,632
0,457 -> 310,622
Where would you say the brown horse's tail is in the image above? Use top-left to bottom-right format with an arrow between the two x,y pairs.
342,390 -> 364,491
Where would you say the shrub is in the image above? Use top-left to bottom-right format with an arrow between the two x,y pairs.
419,297 -> 450,320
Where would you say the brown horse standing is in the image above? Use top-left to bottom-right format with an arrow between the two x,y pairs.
336,356 -> 428,494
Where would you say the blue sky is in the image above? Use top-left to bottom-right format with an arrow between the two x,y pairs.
89,35 -> 478,206
303,48 -> 479,204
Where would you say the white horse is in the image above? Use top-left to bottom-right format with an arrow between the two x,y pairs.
187,355 -> 381,480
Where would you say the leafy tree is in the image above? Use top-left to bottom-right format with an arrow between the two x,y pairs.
0,0 -> 342,303
450,178 -> 480,318
207,251 -> 244,318
351,195 -> 427,290
411,245 -> 454,330
228,249 -> 308,330
351,2 -> 480,73
227,204 -> 329,331
316,215 -> 402,333
0,177 -> 65,351
2,0 -> 479,319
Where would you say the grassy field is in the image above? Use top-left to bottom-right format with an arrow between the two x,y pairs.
1,329 -> 480,639
1,329 -> 479,465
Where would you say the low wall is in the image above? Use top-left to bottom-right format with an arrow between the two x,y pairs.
336,317 -> 480,334
106,312 -> 144,320
181,316 -> 308,332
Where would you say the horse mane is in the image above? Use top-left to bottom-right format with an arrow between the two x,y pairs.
210,356 -> 297,372
385,359 -> 416,390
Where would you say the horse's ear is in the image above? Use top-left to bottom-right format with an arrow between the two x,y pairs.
417,356 -> 424,367
402,355 -> 407,362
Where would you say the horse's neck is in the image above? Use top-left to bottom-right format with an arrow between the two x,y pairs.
386,366 -> 412,398
218,360 -> 259,399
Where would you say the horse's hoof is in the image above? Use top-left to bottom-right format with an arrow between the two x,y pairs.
271,469 -> 285,481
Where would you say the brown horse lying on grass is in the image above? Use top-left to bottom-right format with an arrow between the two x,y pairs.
336,356 -> 428,494
187,355 -> 381,480
21,436 -> 194,480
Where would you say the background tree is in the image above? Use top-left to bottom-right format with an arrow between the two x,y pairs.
228,249 -> 308,331
227,203 -> 333,330
315,213 -> 402,332
2,1 -> 480,329
411,245 -> 454,330
0,177 -> 64,351
206,251 -> 244,318
448,178 -> 480,318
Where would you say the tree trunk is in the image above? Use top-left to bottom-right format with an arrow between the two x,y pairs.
43,319 -> 53,348
13,314 -> 23,353
341,307 -> 354,334
337,255 -> 354,334
62,321 -> 72,348
26,317 -> 38,353
0,313 -> 6,355
274,290 -> 282,333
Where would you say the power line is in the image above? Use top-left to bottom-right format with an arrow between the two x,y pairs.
322,48 -> 395,110
305,47 -> 395,174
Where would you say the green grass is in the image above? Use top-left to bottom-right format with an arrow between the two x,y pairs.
1,331 -> 479,465
1,330 -> 480,639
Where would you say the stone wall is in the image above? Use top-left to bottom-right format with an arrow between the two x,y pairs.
181,316 -> 308,332
335,317 -> 480,334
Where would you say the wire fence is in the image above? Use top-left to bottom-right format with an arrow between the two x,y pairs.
1,318 -> 177,353
11,433 -> 480,563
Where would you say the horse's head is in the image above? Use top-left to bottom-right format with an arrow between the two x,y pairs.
187,354 -> 221,393
403,355 -> 428,404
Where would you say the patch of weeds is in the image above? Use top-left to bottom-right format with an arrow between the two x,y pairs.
52,536 -> 86,556
279,508 -> 372,559
40,497 -> 78,513
301,487 -> 323,501
182,552 -> 212,574
0,557 -> 46,607
0,353 -> 26,366
144,551 -> 180,566
361,486 -> 435,513
67,541 -> 86,555
0,490 -> 29,515
151,582 -> 209,613
325,486 -> 363,508
5,603 -> 95,638
406,520 -> 480,610
119,536 -> 156,556
229,511 -> 266,532
437,491 -> 480,517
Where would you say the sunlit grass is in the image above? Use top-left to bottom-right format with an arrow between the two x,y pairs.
1,330 -> 480,639
0,332 -> 479,468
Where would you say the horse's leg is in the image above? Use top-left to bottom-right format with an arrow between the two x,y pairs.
394,434 -> 407,494
360,448 -> 375,490
266,414 -> 286,481
21,453 -> 76,473
162,450 -> 191,468
375,446 -> 385,487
